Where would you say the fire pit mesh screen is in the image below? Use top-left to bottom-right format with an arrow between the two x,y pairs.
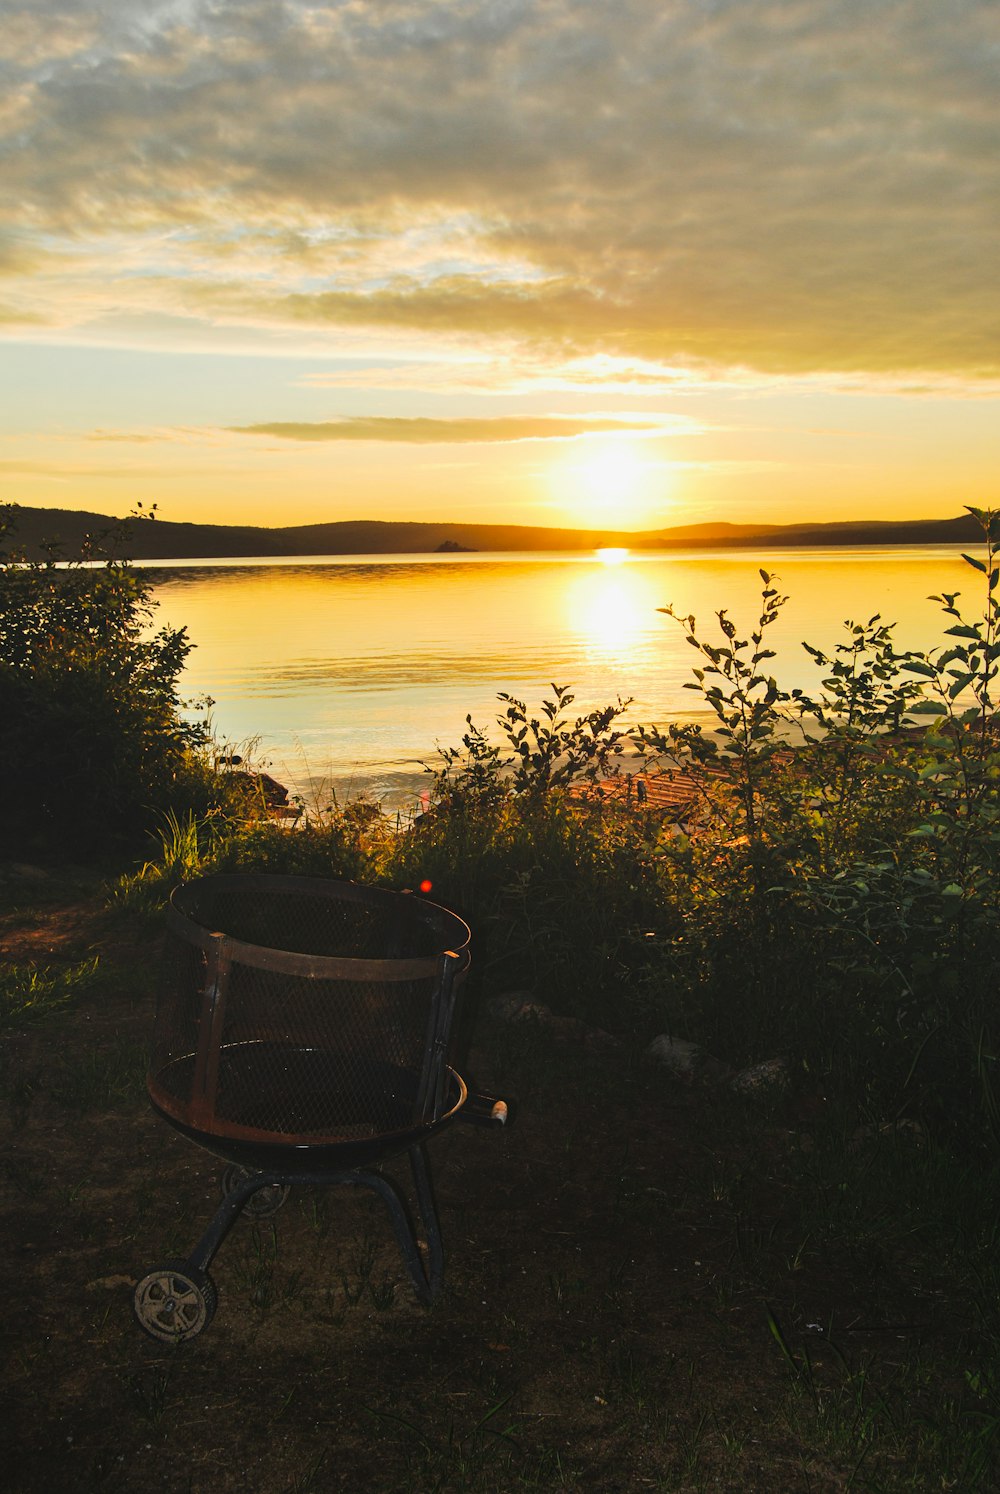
149,874 -> 470,1146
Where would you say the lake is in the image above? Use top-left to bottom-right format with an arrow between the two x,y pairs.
146,546 -> 977,811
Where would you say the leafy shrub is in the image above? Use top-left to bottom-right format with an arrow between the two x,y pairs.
628,509 -> 1000,1138
432,682 -> 632,808
0,504 -> 229,856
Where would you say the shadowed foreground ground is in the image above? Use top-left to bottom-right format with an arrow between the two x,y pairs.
0,875 -> 988,1492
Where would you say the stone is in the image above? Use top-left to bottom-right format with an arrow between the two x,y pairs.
646,1034 -> 703,1076
486,991 -> 622,1051
730,1058 -> 789,1094
0,862 -> 49,882
645,1034 -> 732,1083
487,991 -> 541,1022
225,769 -> 289,806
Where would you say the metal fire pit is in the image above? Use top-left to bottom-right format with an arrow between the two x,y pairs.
134,873 -> 507,1342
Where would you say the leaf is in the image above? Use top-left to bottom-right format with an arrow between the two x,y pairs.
901,660 -> 937,678
961,553 -> 988,574
908,701 -> 948,715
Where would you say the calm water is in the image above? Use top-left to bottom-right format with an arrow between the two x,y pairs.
147,546 -> 976,810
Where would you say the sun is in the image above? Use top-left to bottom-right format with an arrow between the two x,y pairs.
551,436 -> 660,529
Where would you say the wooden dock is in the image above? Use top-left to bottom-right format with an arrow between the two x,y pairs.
575,753 -> 796,823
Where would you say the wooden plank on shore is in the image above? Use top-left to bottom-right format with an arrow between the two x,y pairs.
573,753 -> 796,819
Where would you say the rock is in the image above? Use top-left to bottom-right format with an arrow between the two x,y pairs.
225,769 -> 290,807
646,1034 -> 732,1084
4,862 -> 49,882
486,991 -> 622,1051
730,1058 -> 789,1094
487,991 -> 541,1022
646,1035 -> 701,1075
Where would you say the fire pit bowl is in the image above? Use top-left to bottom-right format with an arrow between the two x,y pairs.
134,873 -> 508,1342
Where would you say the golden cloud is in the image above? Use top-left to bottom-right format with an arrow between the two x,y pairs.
1,1 -> 996,378
226,415 -> 685,444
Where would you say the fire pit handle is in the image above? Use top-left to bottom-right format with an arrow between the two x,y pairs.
462,1092 -> 512,1128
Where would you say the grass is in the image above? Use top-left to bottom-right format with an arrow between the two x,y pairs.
0,956 -> 100,1029
48,1036 -> 148,1112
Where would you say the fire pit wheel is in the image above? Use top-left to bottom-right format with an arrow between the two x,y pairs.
221,1164 -> 290,1218
133,1261 -> 218,1343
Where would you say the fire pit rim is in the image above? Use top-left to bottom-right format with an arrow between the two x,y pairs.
166,871 -> 471,981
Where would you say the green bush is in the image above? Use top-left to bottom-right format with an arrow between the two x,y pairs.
626,508 -> 1000,1140
0,504 -> 226,856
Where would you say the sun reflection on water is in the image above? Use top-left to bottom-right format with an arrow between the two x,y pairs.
566,558 -> 661,661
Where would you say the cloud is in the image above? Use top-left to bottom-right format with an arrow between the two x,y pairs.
0,306 -> 46,326
226,414 -> 694,444
2,0 -> 997,377
292,352 -> 697,396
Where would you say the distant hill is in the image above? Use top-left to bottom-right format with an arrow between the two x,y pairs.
648,515 -> 985,549
1,504 -> 984,562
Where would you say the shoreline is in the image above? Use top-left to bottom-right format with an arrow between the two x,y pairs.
6,502 -> 983,564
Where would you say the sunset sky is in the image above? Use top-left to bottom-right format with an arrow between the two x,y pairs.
1,0 -> 997,533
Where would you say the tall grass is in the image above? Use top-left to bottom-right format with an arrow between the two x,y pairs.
0,956 -> 101,1029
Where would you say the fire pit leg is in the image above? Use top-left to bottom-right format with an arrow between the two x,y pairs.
187,1169 -> 281,1274
347,1144 -> 444,1306
409,1142 -> 445,1298
221,1163 -> 290,1217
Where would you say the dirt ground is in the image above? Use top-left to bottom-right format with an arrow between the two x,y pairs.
0,878 -> 968,1492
